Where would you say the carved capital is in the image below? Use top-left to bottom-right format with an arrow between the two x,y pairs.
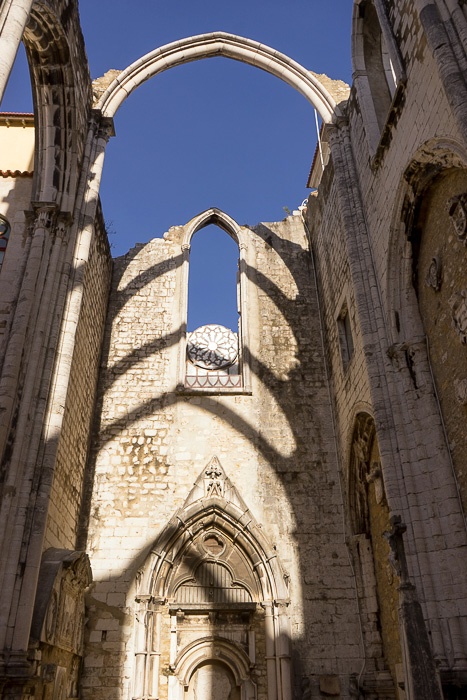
181,242 -> 191,252
97,116 -> 115,142
30,203 -> 59,231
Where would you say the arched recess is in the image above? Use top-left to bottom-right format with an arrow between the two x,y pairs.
347,412 -> 403,697
387,138 -> 467,516
22,1 -> 91,211
95,31 -> 342,124
352,0 -> 406,158
132,457 -> 290,700
387,138 -> 467,343
178,208 -> 251,393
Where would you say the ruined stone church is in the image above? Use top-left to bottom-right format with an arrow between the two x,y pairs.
0,1 -> 467,699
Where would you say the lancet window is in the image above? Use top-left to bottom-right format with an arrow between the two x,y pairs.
178,209 -> 251,393
352,0 -> 406,155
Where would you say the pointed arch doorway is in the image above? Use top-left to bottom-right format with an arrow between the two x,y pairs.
132,457 -> 291,700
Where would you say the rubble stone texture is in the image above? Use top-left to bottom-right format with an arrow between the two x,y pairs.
0,2 -> 466,700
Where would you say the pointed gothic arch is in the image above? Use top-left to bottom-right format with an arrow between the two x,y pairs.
352,0 -> 406,156
22,2 -> 91,210
347,412 -> 403,696
95,31 -> 342,124
178,208 -> 251,393
131,457 -> 291,700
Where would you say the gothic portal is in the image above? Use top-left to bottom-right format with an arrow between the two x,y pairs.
0,2 -> 467,700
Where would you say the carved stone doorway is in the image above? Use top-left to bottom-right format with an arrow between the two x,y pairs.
186,661 -> 240,700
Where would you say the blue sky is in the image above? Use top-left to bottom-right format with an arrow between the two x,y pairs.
2,1 -> 353,330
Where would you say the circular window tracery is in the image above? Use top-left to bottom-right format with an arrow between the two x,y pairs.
202,533 -> 225,557
187,324 -> 238,370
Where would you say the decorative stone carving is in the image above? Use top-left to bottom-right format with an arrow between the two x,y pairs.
31,549 -> 92,656
187,324 -> 238,370
449,289 -> 467,344
447,193 -> 467,244
383,515 -> 409,585
454,378 -> 467,405
204,455 -> 226,498
425,256 -> 442,291
366,462 -> 385,504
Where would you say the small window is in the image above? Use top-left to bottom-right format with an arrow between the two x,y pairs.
338,303 -> 354,371
0,215 -> 11,272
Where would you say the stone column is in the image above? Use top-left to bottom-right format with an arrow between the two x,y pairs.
0,0 -> 34,106
385,516 -> 443,700
264,604 -> 278,700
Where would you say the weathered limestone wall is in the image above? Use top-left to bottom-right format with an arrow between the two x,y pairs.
348,0 -> 467,676
414,169 -> 467,513
44,207 -> 111,551
304,178 -> 371,441
82,216 -> 363,700
305,0 -> 467,688
350,1 -> 460,315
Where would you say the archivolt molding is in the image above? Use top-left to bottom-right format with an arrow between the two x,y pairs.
95,31 -> 343,124
182,208 -> 246,249
174,636 -> 251,686
23,1 -> 91,210
136,457 -> 289,604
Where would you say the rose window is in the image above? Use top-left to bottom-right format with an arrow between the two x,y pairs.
187,324 -> 238,370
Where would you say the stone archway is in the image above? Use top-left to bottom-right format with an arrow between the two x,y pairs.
132,457 -> 290,700
95,31 -> 343,124
186,661 -> 240,700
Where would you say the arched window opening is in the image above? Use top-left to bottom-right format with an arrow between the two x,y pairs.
180,212 -> 251,393
187,224 -> 239,332
352,0 -> 406,154
362,2 -> 394,132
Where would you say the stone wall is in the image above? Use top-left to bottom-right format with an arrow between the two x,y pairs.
413,168 -> 467,513
82,215 -> 363,700
45,206 -> 111,551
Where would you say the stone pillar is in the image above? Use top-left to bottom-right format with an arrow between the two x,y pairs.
0,0 -> 34,106
385,516 -> 443,700
264,604 -> 278,700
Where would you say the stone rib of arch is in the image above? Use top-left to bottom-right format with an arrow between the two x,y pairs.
96,31 -> 341,123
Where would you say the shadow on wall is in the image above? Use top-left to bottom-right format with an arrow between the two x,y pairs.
76,218 -> 367,700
